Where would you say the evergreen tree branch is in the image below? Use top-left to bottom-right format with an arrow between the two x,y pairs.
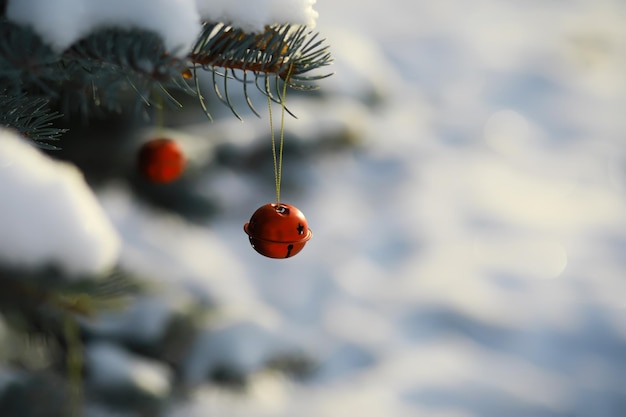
0,267 -> 143,321
58,27 -> 193,116
0,92 -> 66,149
189,23 -> 332,118
0,17 -> 333,142
190,23 -> 332,96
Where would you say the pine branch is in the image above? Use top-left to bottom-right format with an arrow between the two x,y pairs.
0,266 -> 143,321
59,27 -> 193,116
0,19 -> 193,125
0,92 -> 66,149
190,23 -> 333,118
0,17 -> 333,143
0,20 -> 67,96
191,24 -> 332,83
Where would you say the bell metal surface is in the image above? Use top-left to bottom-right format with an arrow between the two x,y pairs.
244,203 -> 312,258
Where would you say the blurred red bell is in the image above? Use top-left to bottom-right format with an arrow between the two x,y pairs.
137,138 -> 185,183
244,203 -> 313,259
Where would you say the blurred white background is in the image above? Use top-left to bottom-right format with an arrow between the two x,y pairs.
115,1 -> 626,416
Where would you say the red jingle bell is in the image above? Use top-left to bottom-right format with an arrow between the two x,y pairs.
244,203 -> 313,259
137,138 -> 185,183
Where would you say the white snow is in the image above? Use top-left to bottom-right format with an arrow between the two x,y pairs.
182,318 -> 295,385
6,0 -> 318,55
195,0 -> 318,33
86,341 -> 172,397
0,129 -> 119,277
6,0 -> 201,55
98,184 -> 262,309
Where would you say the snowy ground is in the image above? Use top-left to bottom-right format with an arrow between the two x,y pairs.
104,1 -> 626,416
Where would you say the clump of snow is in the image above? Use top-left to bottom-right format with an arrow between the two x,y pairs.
182,317 -> 294,385
86,341 -> 172,398
98,185 -> 261,308
6,0 -> 318,56
196,0 -> 318,33
0,129 -> 120,277
6,0 -> 201,56
84,296 -> 177,346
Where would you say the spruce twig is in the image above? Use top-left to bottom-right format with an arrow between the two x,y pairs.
190,23 -> 333,117
0,19 -> 333,140
0,93 -> 66,149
